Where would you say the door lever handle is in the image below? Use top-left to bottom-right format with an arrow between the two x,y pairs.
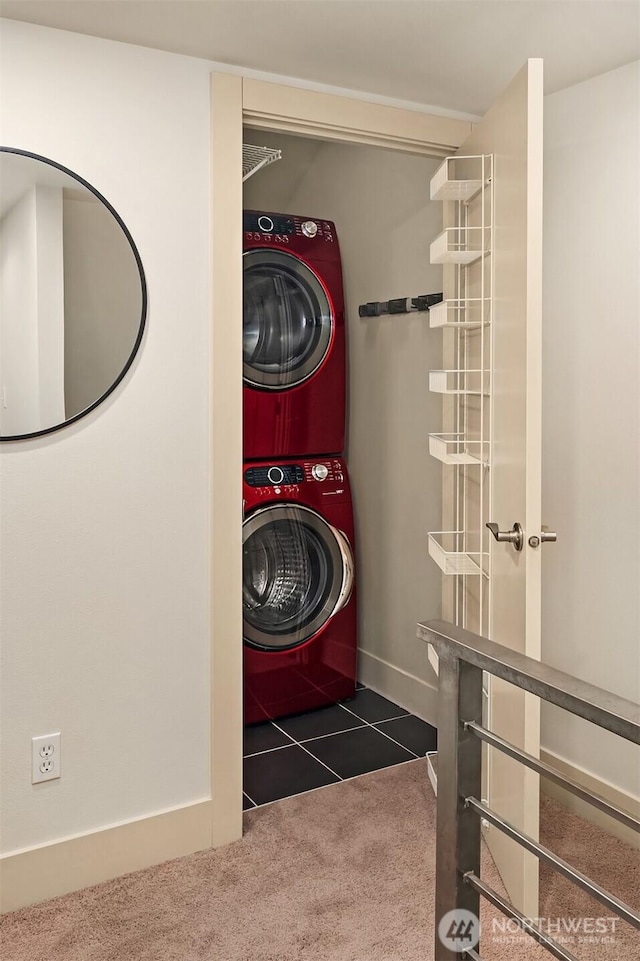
486,521 -> 524,552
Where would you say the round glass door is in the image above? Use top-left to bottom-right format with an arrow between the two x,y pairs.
243,504 -> 352,651
243,250 -> 333,390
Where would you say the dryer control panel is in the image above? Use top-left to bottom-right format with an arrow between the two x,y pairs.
302,459 -> 344,483
243,210 -> 335,244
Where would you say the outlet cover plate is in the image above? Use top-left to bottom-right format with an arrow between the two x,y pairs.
32,732 -> 61,783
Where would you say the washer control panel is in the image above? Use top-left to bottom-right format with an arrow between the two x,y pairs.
245,465 -> 304,487
244,460 -> 344,488
303,459 -> 344,483
243,211 -> 335,244
244,212 -> 295,236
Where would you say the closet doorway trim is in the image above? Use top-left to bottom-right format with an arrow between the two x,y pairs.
242,78 -> 472,158
209,70 -> 472,848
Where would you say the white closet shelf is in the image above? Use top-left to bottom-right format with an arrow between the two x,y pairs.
429,369 -> 490,395
430,227 -> 490,265
429,433 -> 488,466
428,298 -> 490,329
428,532 -> 488,577
242,144 -> 282,182
430,155 -> 491,202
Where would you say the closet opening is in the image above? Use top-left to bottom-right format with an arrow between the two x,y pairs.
240,128 -> 443,809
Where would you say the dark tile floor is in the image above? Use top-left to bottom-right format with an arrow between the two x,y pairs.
243,685 -> 437,809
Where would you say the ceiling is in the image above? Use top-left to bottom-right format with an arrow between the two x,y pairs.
2,0 -> 639,117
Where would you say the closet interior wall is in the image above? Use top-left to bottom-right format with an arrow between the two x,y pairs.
244,131 -> 443,720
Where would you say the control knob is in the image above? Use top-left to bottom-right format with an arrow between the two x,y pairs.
267,466 -> 284,485
257,215 -> 274,233
312,463 -> 329,481
301,220 -> 318,238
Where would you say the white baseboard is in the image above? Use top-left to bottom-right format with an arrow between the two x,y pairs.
0,798 -> 222,914
539,748 -> 640,849
357,648 -> 438,726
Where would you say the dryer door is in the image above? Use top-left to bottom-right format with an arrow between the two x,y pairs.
243,250 -> 333,390
243,503 -> 354,651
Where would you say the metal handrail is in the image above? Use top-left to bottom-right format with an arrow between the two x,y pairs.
462,721 -> 640,833
419,620 -> 640,743
416,619 -> 640,961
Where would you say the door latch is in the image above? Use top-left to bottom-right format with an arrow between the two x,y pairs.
528,530 -> 557,548
486,521 -> 524,552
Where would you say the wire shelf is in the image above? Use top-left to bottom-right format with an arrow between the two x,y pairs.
429,369 -> 490,395
428,298 -> 490,329
428,532 -> 488,577
430,155 -> 486,202
430,227 -> 490,265
429,433 -> 488,466
242,144 -> 282,183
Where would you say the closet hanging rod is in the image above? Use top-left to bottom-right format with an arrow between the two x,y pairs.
358,292 -> 443,318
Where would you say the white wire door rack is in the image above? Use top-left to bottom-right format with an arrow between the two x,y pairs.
427,154 -> 494,641
427,152 -> 495,817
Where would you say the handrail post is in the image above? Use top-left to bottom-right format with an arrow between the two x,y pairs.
435,651 -> 484,959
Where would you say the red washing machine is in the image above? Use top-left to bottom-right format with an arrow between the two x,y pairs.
243,455 -> 357,724
243,210 -> 346,461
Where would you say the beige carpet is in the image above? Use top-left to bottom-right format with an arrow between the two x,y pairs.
1,759 -> 638,960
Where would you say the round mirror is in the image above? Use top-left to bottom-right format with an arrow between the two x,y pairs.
0,147 -> 147,440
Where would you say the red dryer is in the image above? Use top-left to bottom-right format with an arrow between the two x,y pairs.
243,455 -> 357,724
243,210 -> 346,460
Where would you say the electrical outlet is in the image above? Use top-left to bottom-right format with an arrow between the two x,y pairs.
32,733 -> 61,783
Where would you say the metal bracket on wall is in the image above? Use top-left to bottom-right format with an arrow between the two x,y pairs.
358,292 -> 443,318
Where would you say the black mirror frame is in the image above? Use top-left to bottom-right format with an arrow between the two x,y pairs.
0,146 -> 148,442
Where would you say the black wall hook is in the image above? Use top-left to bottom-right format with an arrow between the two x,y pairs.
358,292 -> 443,318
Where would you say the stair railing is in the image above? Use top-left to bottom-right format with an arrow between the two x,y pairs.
417,619 -> 640,961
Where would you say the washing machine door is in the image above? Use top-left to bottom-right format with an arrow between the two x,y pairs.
243,250 -> 333,390
242,503 -> 354,651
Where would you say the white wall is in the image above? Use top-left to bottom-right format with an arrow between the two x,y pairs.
245,135 -> 443,718
0,20 -> 212,852
542,61 -> 640,800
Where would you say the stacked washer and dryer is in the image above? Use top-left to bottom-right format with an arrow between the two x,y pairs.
242,210 -> 357,724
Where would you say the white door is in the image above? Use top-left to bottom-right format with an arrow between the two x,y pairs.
440,59 -> 544,918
